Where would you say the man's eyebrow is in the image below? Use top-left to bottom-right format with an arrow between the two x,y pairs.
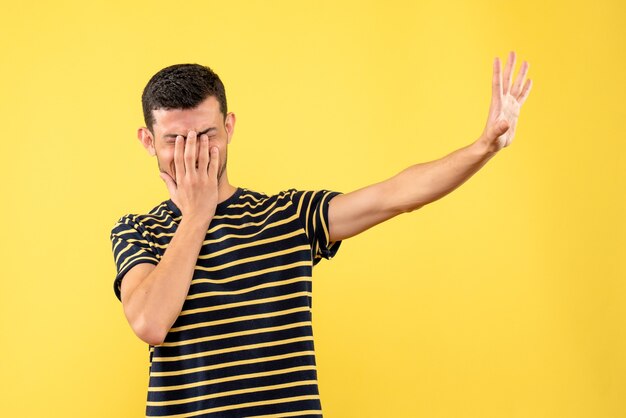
163,127 -> 217,139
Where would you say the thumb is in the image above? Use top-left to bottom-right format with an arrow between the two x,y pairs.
495,119 -> 509,135
159,171 -> 177,197
487,119 -> 509,140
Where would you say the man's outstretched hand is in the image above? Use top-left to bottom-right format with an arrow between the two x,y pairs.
479,51 -> 533,153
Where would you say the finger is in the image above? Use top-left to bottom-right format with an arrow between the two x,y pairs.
518,78 -> 533,106
198,134 -> 209,174
511,60 -> 529,98
502,50 -> 516,95
209,147 -> 219,180
184,130 -> 198,175
174,135 -> 185,180
492,56 -> 503,110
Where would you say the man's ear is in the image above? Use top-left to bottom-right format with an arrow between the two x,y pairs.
225,112 -> 236,145
137,127 -> 156,156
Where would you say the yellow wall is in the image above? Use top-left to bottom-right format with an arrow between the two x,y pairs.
1,0 -> 624,417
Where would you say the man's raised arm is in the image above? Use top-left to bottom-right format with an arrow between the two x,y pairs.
328,51 -> 533,243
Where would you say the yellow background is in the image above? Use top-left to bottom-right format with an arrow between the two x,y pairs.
1,0 -> 624,417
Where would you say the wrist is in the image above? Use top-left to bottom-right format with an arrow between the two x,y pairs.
473,135 -> 499,158
179,213 -> 212,231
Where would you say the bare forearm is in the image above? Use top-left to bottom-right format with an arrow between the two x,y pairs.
390,138 -> 496,212
126,216 -> 210,341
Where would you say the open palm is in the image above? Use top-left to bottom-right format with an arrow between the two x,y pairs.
481,51 -> 533,152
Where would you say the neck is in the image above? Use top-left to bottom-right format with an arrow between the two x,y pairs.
217,171 -> 237,204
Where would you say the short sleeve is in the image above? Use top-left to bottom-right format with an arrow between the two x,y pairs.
289,189 -> 343,266
109,215 -> 159,301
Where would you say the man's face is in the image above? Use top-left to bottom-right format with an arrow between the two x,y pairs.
141,95 -> 235,186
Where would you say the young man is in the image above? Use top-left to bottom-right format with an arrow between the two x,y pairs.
110,52 -> 532,417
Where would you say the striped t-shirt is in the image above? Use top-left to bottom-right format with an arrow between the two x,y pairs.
110,187 -> 342,417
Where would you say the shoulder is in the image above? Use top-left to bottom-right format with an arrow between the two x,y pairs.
110,200 -> 170,236
234,187 -> 296,208
224,188 -> 311,218
283,188 -> 343,206
213,188 -> 272,218
237,187 -> 270,204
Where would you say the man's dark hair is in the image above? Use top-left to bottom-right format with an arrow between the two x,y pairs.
141,63 -> 228,133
